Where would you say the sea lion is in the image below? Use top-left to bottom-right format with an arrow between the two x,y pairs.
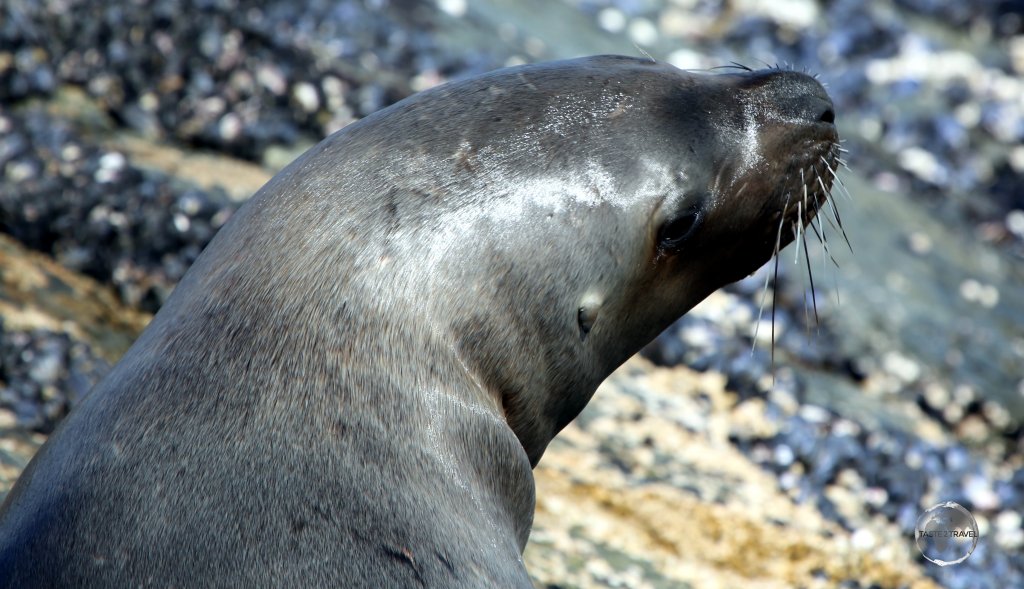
0,55 -> 838,587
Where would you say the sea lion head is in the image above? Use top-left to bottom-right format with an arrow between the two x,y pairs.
152,56 -> 840,468
365,56 -> 839,463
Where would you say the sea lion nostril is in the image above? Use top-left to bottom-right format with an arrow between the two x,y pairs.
738,70 -> 835,125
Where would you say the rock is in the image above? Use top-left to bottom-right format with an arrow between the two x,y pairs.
0,233 -> 149,494
526,358 -> 943,589
0,233 -> 148,361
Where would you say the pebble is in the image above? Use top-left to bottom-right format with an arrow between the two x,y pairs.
850,528 -> 877,551
959,279 -> 1000,308
994,511 -> 1024,549
597,8 -> 627,33
0,324 -> 109,433
963,474 -> 1001,510
626,18 -> 659,46
773,444 -> 795,467
291,82 -> 320,113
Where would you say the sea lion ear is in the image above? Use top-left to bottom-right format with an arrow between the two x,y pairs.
577,292 -> 603,341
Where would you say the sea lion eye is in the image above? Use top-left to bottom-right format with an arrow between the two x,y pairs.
658,209 -> 701,249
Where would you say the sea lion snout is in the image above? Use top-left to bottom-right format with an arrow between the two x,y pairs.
730,69 -> 837,128
647,66 -> 840,289
769,72 -> 835,126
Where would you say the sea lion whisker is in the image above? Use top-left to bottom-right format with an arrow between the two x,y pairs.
754,195 -> 791,355
830,171 -> 854,203
770,195 -> 791,367
815,197 -> 831,278
811,185 -> 842,236
634,43 -> 657,63
819,152 -> 841,179
822,204 -> 844,311
803,181 -> 840,268
805,199 -> 827,245
791,217 -> 812,331
819,154 -> 852,202
821,214 -> 833,275
801,215 -> 820,325
836,158 -> 854,178
828,146 -> 852,173
808,196 -> 840,268
832,264 -> 842,307
820,160 -> 846,309
711,62 -> 753,72
793,201 -> 804,264
798,174 -> 806,222
800,168 -> 809,215
771,240 -> 781,371
818,174 -> 853,253
752,261 -> 773,357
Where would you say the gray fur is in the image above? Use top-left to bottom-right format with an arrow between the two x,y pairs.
0,55 -> 836,587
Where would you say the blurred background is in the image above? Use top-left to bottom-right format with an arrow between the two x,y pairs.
0,0 -> 1022,587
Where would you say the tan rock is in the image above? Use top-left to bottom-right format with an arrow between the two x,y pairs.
526,357 -> 942,589
0,235 -> 151,500
0,234 -> 150,363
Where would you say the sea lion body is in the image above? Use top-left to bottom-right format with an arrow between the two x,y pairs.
0,56 -> 838,587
